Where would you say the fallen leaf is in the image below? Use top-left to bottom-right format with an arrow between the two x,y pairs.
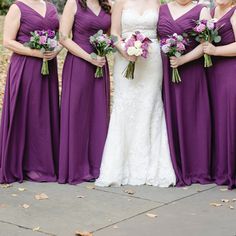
76,195 -> 85,199
182,187 -> 189,190
0,184 -> 12,189
11,194 -> 18,197
32,227 -> 40,232
220,188 -> 228,192
18,188 -> 26,192
113,225 -> 119,229
75,231 -> 93,236
124,189 -> 135,195
35,193 -> 49,200
86,185 -> 95,190
221,199 -> 230,203
229,205 -> 234,210
232,198 -> 236,202
210,202 -> 222,207
21,204 -> 30,209
146,213 -> 158,218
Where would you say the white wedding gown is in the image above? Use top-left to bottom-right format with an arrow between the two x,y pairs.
95,9 -> 176,187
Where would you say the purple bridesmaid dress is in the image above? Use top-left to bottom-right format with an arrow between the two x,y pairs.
58,1 -> 111,184
157,4 -> 212,186
207,6 -> 236,189
0,1 -> 60,183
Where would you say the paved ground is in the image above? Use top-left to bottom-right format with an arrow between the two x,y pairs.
1,182 -> 236,236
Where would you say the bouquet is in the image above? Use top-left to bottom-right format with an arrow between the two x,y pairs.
123,31 -> 152,80
90,30 -> 117,78
25,30 -> 59,75
190,19 -> 222,67
160,33 -> 188,83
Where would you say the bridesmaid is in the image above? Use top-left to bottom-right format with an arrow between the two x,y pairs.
203,0 -> 236,189
157,0 -> 212,186
58,0 -> 111,184
0,0 -> 60,183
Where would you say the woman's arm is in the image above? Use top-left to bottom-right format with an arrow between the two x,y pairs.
170,7 -> 211,68
203,10 -> 236,57
3,4 -> 43,58
111,0 -> 136,62
59,0 -> 105,67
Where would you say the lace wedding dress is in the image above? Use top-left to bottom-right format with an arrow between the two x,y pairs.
95,9 -> 176,187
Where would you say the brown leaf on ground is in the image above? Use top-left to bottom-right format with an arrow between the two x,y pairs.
11,194 -> 18,197
124,189 -> 135,195
146,213 -> 158,218
18,188 -> 26,192
32,226 -> 40,232
221,199 -> 230,203
210,202 -> 223,207
76,195 -> 85,199
86,185 -> 95,190
35,193 -> 49,200
113,225 -> 119,229
220,188 -> 228,192
75,231 -> 93,236
229,205 -> 234,210
21,204 -> 30,209
232,198 -> 236,202
0,184 -> 12,189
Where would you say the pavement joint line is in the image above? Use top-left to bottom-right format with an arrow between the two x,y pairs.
0,220 -> 56,236
93,185 -> 217,205
92,185 -> 217,234
92,187 -> 165,204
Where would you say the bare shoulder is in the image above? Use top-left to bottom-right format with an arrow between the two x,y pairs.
6,3 -> 21,18
230,9 -> 236,25
63,0 -> 77,14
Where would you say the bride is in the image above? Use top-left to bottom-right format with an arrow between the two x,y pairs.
96,0 -> 176,187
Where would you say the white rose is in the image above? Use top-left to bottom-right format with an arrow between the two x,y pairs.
134,40 -> 142,48
127,46 -> 136,56
134,48 -> 143,57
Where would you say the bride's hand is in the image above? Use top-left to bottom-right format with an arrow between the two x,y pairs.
121,51 -> 137,62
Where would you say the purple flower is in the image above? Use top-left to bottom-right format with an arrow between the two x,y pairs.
49,38 -> 57,48
161,44 -> 171,54
206,20 -> 215,30
47,30 -> 55,39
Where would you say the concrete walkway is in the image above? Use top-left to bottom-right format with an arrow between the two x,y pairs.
0,182 -> 236,236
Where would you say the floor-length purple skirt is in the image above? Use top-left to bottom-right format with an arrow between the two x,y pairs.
0,2 -> 60,183
158,4 -> 212,186
58,2 -> 111,184
207,7 -> 236,189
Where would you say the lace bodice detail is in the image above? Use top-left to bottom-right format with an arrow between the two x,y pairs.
121,9 -> 158,40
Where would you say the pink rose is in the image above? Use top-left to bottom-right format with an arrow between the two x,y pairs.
39,35 -> 47,45
196,24 -> 206,33
177,42 -> 185,51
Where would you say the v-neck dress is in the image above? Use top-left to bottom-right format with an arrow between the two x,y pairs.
58,1 -> 111,184
206,6 -> 236,189
0,1 -> 60,183
157,4 -> 212,186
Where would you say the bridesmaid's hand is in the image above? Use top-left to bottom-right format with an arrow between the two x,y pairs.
203,42 -> 216,56
43,50 -> 60,61
90,55 -> 106,67
170,56 -> 184,68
